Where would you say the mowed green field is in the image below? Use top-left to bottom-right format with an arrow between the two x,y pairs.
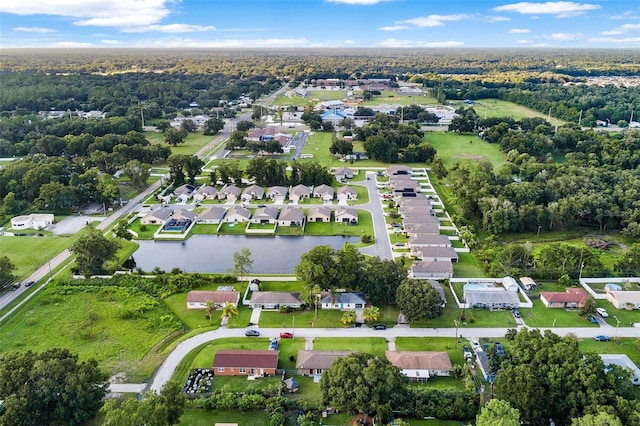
472,99 -> 567,127
143,130 -> 214,156
362,90 -> 438,106
0,234 -> 75,281
425,132 -> 506,170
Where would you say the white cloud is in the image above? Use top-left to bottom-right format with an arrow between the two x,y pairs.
50,41 -> 96,48
486,16 -> 511,22
509,28 -> 530,33
101,40 -> 123,45
600,23 -> 640,35
515,39 -> 531,43
1,0 -> 172,28
13,26 -> 56,33
379,25 -> 410,31
123,24 -> 216,33
589,36 -> 640,44
343,39 -> 355,44
375,38 -> 464,48
550,32 -> 584,40
326,0 -> 389,4
493,2 -> 601,18
399,14 -> 471,28
609,11 -> 639,20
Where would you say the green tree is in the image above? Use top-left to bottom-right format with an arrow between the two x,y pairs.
341,310 -> 356,325
220,302 -> 239,321
235,120 -> 254,132
558,273 -> 573,286
233,248 -> 253,282
180,119 -> 197,133
476,399 -> 521,426
571,412 -> 623,426
395,279 -> 444,322
362,306 -> 380,323
295,245 -> 339,289
615,243 -> 640,276
0,348 -> 107,426
0,255 -> 16,287
113,220 -> 132,241
69,225 -> 119,277
320,353 -> 408,424
203,117 -> 225,135
358,257 -> 407,305
205,300 -> 216,325
3,192 -> 20,214
35,181 -> 75,211
579,296 -> 598,318
164,127 -> 187,146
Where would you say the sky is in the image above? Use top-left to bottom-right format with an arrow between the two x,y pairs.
0,0 -> 638,49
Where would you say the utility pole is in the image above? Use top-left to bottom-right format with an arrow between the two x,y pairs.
614,315 -> 620,342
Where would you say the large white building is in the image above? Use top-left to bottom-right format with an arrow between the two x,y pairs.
10,214 -> 54,230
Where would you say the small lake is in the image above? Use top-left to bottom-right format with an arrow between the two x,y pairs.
132,235 -> 359,274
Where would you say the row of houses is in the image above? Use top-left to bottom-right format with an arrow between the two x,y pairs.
171,181 -> 357,204
212,349 -> 452,382
142,205 -> 360,227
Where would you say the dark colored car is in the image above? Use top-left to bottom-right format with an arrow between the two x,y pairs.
245,329 -> 260,337
373,324 -> 387,330
494,342 -> 505,356
594,335 -> 610,341
11,283 -> 21,291
589,316 -> 598,323
280,332 -> 294,338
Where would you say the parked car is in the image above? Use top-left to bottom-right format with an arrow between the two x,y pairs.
589,316 -> 598,323
269,339 -> 279,350
245,329 -> 260,337
596,308 -> 609,318
471,340 -> 481,351
24,280 -> 35,287
494,342 -> 505,356
512,309 -> 521,319
594,335 -> 610,341
373,324 -> 387,330
279,332 -> 294,339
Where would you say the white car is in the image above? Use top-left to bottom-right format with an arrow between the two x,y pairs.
596,307 -> 609,318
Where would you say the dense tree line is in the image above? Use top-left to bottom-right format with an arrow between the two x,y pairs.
215,158 -> 333,187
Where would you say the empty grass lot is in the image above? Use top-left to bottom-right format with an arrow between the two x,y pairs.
473,99 -> 567,128
179,410 -> 270,426
395,337 -> 466,366
362,91 -> 438,107
312,337 -> 388,357
0,233 -> 75,281
424,132 -> 506,170
144,130 -> 214,156
259,309 -> 343,328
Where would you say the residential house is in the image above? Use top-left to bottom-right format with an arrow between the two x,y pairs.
410,260 -> 453,280
334,167 -> 354,180
241,184 -> 265,202
411,246 -> 459,263
296,350 -> 355,376
321,292 -> 366,310
502,276 -> 520,292
173,184 -> 196,203
464,290 -> 520,309
212,350 -> 278,377
251,206 -> 278,224
400,205 -> 436,218
307,206 -> 332,222
402,215 -> 440,228
405,223 -> 440,236
337,186 -> 357,201
386,351 -> 452,382
519,277 -> 538,291
398,195 -> 432,208
390,179 -> 421,195
599,354 -> 640,385
140,208 -> 173,225
408,234 -> 452,247
387,165 -> 412,175
218,184 -> 242,202
186,290 -> 240,309
173,208 -> 196,221
278,206 -> 304,226
249,292 -> 303,310
334,207 -> 358,224
289,184 -> 312,203
540,288 -> 589,308
266,186 -> 288,201
224,205 -> 251,223
313,184 -> 334,202
192,185 -> 218,202
197,206 -> 226,224
606,291 -> 640,310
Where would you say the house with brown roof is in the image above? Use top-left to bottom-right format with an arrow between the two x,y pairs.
387,165 -> 412,175
224,205 -> 251,223
334,207 -> 358,224
251,206 -> 278,224
186,290 -> 240,309
197,206 -> 227,224
193,185 -> 218,202
241,184 -> 265,202
334,167 -> 354,180
249,292 -> 303,310
405,223 -> 440,236
385,351 -> 452,382
296,350 -> 355,376
411,246 -> 459,263
212,350 -> 279,377
410,260 -> 453,280
313,184 -> 334,202
278,206 -> 304,226
141,207 -> 173,225
307,206 -> 332,222
289,184 -> 312,203
337,186 -> 357,201
266,186 -> 288,200
540,288 -> 589,308
218,184 -> 242,202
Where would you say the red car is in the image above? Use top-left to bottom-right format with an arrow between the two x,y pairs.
280,332 -> 294,339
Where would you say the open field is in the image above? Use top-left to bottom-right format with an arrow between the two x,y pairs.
0,284 -> 182,381
473,99 -> 567,127
425,132 -> 506,170
362,90 -> 438,106
179,409 -> 270,426
144,130 -> 214,156
312,337 -> 388,357
0,234 -> 75,281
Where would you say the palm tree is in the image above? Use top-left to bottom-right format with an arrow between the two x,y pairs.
220,302 -> 239,324
205,300 -> 216,326
310,285 -> 322,318
341,310 -> 356,325
363,306 -> 380,323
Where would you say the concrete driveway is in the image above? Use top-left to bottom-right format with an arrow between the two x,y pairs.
49,215 -> 105,235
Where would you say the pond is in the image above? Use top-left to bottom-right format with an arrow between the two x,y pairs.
132,234 -> 359,274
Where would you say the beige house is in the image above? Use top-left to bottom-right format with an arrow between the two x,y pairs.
241,184 -> 265,202
193,185 -> 218,202
313,184 -> 334,202
197,206 -> 227,224
218,184 -> 242,202
289,184 -> 312,202
334,207 -> 358,224
409,260 -> 453,280
337,186 -> 357,201
606,291 -> 640,310
386,351 -> 452,382
186,291 -> 240,309
307,206 -> 332,222
141,208 -> 173,225
224,205 -> 251,222
251,206 -> 278,224
266,186 -> 288,200
278,206 -> 304,226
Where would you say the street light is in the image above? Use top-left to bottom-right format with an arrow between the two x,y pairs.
614,315 -> 620,342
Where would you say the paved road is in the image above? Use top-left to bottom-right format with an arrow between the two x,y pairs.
143,323 -> 640,392
352,172 -> 393,259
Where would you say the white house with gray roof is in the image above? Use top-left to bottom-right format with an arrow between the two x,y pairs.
289,184 -> 312,203
197,206 -> 226,224
337,185 -> 357,201
321,292 -> 366,310
224,205 -> 251,222
278,206 -> 304,226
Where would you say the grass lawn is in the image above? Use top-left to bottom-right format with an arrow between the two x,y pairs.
259,309 -> 343,328
275,226 -> 304,236
218,222 -> 248,234
188,223 -> 218,235
361,91 -> 438,106
146,131 -> 214,157
211,375 -> 282,392
474,99 -> 567,127
312,337 -> 388,357
303,210 -> 373,237
453,252 -> 486,278
425,132 -> 506,170
272,94 -> 313,107
523,299 -> 597,328
0,284 -> 182,381
258,281 -> 303,292
179,409 -> 270,426
129,218 -> 160,240
0,233 -> 76,281
579,337 -> 640,365
287,375 -> 322,406
299,131 -> 334,167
